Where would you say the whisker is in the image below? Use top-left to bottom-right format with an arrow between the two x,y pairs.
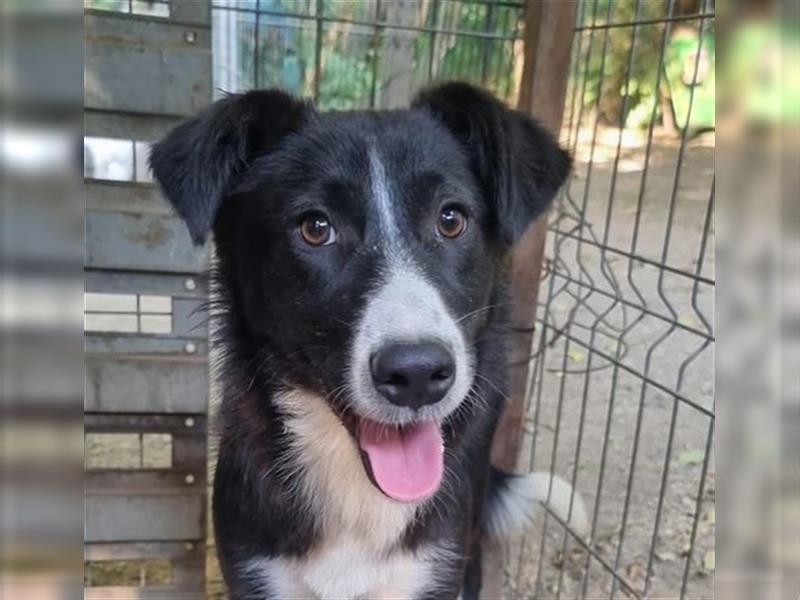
474,373 -> 509,401
454,302 -> 511,324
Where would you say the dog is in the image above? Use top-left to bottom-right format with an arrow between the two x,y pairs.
150,82 -> 587,599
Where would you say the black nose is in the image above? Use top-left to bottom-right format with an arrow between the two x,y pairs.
370,342 -> 456,410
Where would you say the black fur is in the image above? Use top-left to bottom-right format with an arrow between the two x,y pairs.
150,82 -> 570,598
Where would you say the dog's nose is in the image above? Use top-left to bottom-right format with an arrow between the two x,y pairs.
370,342 -> 455,410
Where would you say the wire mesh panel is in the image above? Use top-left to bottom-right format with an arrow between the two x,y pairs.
210,0 -> 526,107
506,1 -> 715,598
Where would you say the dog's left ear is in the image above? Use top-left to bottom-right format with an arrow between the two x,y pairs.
413,82 -> 571,245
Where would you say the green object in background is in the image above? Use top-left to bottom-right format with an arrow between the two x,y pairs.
664,29 -> 716,131
725,21 -> 800,125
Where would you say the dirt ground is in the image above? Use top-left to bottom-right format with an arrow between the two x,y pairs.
501,128 -> 715,600
87,128 -> 714,600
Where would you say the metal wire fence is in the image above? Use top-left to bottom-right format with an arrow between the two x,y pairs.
211,0 -> 525,107
506,1 -> 715,598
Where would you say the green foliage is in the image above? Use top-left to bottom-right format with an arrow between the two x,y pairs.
574,0 -> 716,131
576,0 -> 668,127
218,0 -> 525,109
318,44 -> 375,110
215,0 -> 714,133
664,30 -> 715,130
85,0 -> 128,11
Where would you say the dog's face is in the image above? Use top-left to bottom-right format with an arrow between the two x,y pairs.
151,83 -> 570,502
218,111 -> 494,425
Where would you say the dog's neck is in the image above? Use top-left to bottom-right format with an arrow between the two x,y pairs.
269,388 -> 419,551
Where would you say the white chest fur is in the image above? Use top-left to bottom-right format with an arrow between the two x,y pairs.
250,538 -> 433,599
251,389 -> 439,599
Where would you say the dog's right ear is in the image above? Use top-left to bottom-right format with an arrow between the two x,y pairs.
413,82 -> 570,246
149,90 -> 310,245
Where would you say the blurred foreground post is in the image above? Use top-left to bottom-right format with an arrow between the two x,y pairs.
483,1 -> 577,596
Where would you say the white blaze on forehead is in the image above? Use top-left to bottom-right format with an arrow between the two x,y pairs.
368,149 -> 402,253
352,146 -> 474,425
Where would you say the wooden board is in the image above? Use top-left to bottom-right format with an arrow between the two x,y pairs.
85,210 -> 208,274
85,495 -> 204,543
84,3 -> 212,596
85,14 -> 211,117
85,357 -> 208,414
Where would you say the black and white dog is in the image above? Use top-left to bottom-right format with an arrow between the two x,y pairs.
150,82 -> 587,599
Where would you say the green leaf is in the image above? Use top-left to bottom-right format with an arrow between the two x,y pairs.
678,449 -> 704,466
703,550 -> 715,572
568,350 -> 586,363
679,314 -> 701,328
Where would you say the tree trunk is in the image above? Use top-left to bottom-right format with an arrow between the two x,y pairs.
377,1 -> 428,109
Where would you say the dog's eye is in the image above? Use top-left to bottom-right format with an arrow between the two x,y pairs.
437,205 -> 468,239
299,213 -> 337,246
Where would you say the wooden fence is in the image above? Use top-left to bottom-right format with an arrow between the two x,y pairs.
84,2 -> 212,597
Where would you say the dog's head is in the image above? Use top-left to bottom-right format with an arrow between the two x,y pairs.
151,83 -> 570,502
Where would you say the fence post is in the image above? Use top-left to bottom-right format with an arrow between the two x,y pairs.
483,1 -> 577,597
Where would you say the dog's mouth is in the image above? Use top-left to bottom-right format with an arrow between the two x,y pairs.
355,418 -> 444,503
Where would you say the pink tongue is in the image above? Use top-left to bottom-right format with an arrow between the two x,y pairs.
357,420 -> 444,502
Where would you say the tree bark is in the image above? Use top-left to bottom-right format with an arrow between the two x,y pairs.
377,1 -> 427,109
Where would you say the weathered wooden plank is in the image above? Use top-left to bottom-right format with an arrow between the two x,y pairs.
85,14 -> 211,116
85,0 -> 210,26
85,541 -> 199,561
84,4 -> 211,593
84,110 -> 184,141
85,413 -> 206,433
172,298 -> 208,339
84,585 -> 204,600
85,357 -> 208,414
85,336 -> 209,357
170,1 -> 211,26
85,495 -> 204,542
85,40 -> 209,116
85,210 -> 207,274
171,555 -> 206,587
86,470 -> 205,494
171,433 -> 207,472
85,14 -> 207,48
86,181 -> 171,216
85,270 -> 208,300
